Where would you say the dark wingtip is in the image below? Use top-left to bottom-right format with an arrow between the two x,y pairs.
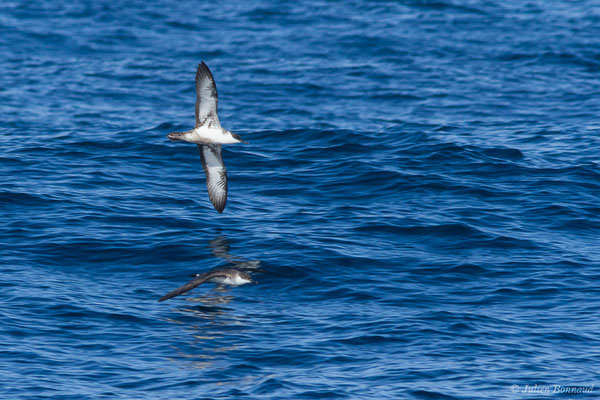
158,290 -> 179,302
158,293 -> 175,302
198,61 -> 210,72
214,202 -> 226,213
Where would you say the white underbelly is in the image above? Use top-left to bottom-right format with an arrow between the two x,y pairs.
190,127 -> 234,144
209,276 -> 245,286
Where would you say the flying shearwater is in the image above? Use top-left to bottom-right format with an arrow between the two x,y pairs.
158,268 -> 257,302
167,62 -> 247,213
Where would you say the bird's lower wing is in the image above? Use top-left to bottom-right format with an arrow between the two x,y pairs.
198,144 -> 227,213
158,272 -> 227,302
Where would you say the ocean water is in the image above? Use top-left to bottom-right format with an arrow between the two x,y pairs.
1,0 -> 600,398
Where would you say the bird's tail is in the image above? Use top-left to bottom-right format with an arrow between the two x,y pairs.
167,132 -> 186,141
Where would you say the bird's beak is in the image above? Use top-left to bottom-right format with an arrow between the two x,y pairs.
251,279 -> 258,285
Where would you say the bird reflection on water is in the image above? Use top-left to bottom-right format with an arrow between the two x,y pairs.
162,235 -> 264,370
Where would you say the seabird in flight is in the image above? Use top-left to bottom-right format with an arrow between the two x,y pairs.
158,268 -> 257,302
167,62 -> 247,213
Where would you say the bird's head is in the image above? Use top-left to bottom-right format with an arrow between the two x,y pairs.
230,132 -> 248,144
239,271 -> 258,285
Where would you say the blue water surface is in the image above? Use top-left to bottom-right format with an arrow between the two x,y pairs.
1,1 -> 600,399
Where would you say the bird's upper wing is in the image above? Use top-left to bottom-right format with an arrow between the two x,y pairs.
195,62 -> 220,129
198,144 -> 227,213
158,271 -> 228,302
209,236 -> 232,260
209,236 -> 245,262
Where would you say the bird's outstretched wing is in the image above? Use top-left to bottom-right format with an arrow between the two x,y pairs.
158,271 -> 228,302
198,144 -> 227,213
195,61 -> 220,129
